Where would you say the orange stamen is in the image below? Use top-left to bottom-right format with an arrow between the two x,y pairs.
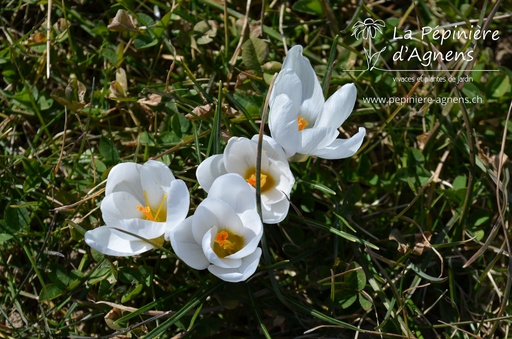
136,192 -> 167,222
246,173 -> 267,188
137,205 -> 154,221
213,229 -> 244,257
215,231 -> 234,250
297,116 -> 308,131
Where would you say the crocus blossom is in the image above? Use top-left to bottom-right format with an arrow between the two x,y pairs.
169,173 -> 263,283
196,135 -> 294,224
269,45 -> 366,160
84,160 -> 190,256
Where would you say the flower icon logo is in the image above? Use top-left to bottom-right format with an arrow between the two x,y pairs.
352,18 -> 386,71
352,18 -> 385,40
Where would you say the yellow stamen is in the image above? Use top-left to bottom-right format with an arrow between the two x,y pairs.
136,191 -> 167,222
297,116 -> 308,131
154,193 -> 167,221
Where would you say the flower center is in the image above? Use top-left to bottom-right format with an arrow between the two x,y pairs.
297,116 -> 309,131
244,167 -> 275,193
213,229 -> 244,258
137,191 -> 167,222
246,173 -> 267,188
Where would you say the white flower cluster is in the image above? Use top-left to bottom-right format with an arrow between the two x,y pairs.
84,45 -> 365,283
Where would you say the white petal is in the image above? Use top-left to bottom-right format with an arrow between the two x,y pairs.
270,65 -> 296,104
208,248 -> 262,283
105,162 -> 143,198
170,217 -> 210,270
207,174 -> 257,215
261,187 -> 285,205
269,96 -> 300,157
165,179 -> 190,228
312,127 -> 366,159
224,137 -> 269,174
239,209 -> 263,237
192,197 -> 244,244
117,218 -> 167,240
261,195 -> 290,224
231,209 -> 263,258
84,226 -> 154,256
196,154 -> 227,192
269,71 -> 302,157
250,134 -> 289,164
315,83 -> 357,129
272,161 -> 295,193
266,160 -> 293,191
140,160 -> 175,209
282,45 -> 324,123
100,191 -> 143,226
298,127 -> 339,155
246,134 -> 294,222
270,70 -> 302,113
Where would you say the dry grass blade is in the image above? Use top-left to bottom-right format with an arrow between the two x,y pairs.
46,0 -> 52,79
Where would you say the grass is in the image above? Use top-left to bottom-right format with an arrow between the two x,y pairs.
1,0 -> 511,337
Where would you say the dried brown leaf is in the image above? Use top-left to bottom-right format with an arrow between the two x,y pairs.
185,103 -> 214,120
108,9 -> 138,32
29,32 -> 46,44
138,93 -> 162,106
412,231 -> 432,255
416,132 -> 430,150
53,18 -> 70,33
104,307 -> 123,331
389,228 -> 409,254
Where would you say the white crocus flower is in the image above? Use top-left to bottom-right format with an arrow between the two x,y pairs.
269,45 -> 366,161
84,160 -> 190,256
169,173 -> 263,283
196,135 -> 294,224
